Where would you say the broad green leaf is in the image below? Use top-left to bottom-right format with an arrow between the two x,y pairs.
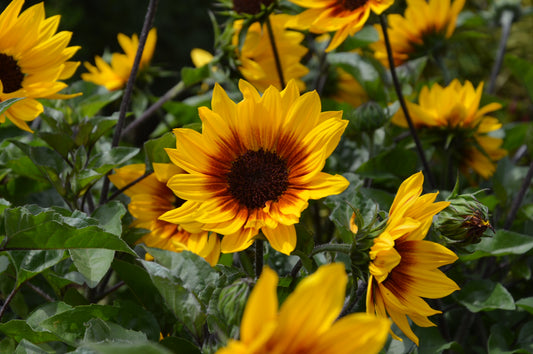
75,115 -> 118,148
181,65 -> 209,86
70,249 -> 115,288
144,132 -> 175,165
14,339 -> 49,354
82,318 -> 147,344
88,146 -> 140,174
487,324 -> 516,354
0,98 -> 24,116
455,279 -> 515,312
517,321 -> 533,353
92,201 -> 126,236
112,300 -> 161,341
0,320 -> 62,344
0,255 -> 10,275
73,342 -> 173,354
0,337 -> 16,354
355,147 -> 418,180
516,297 -> 533,315
161,101 -> 199,127
40,304 -> 120,345
37,131 -> 76,159
160,337 -> 201,354
2,205 -> 135,255
460,229 -> 533,261
8,250 -> 67,286
26,302 -> 73,329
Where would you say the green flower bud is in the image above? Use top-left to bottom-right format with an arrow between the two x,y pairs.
347,101 -> 388,133
217,279 -> 251,331
436,193 -> 494,247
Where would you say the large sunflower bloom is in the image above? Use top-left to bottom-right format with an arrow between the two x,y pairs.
217,263 -> 390,354
233,14 -> 309,91
108,163 -> 220,266
0,0 -> 80,132
288,0 -> 394,52
371,0 -> 465,67
392,80 -> 507,179
366,172 -> 459,345
81,28 -> 157,91
160,79 -> 349,255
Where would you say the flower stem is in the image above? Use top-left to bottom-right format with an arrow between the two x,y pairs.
0,284 -> 21,321
122,80 -> 186,138
488,9 -> 514,94
379,14 -> 436,188
255,239 -> 264,277
100,0 -> 159,205
311,243 -> 351,256
265,15 -> 285,88
504,159 -> 533,229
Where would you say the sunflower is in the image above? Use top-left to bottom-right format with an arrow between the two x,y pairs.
330,67 -> 368,107
371,0 -> 465,67
0,0 -> 80,132
108,163 -> 220,266
217,263 -> 390,354
233,14 -> 309,91
366,172 -> 459,345
391,80 -> 507,179
287,0 -> 394,52
159,79 -> 349,255
81,28 -> 157,91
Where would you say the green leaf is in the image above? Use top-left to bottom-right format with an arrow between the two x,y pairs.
37,131 -> 76,160
355,147 -> 418,180
144,132 -> 175,165
39,304 -> 120,345
8,250 -> 67,286
181,65 -> 209,86
2,205 -> 135,255
82,318 -> 147,344
460,229 -> 533,261
92,201 -> 127,237
516,297 -> 533,315
88,147 -> 140,174
0,98 -> 24,116
26,302 -> 73,329
487,324 -> 516,354
75,115 -> 118,148
455,279 -> 515,312
14,339 -> 49,354
73,342 -> 173,354
0,320 -> 63,344
160,337 -> 201,354
505,54 -> 533,102
70,249 -> 115,288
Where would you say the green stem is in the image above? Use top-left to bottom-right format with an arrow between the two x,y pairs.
265,16 -> 285,88
311,243 -> 351,256
488,9 -> 514,94
379,14 -> 436,188
0,284 -> 21,321
255,239 -> 264,277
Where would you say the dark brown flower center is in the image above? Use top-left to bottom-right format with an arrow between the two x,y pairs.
0,53 -> 24,94
227,148 -> 289,209
340,0 -> 367,11
233,0 -> 274,14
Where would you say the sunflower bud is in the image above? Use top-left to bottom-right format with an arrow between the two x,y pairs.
233,0 -> 274,14
217,279 -> 251,329
436,193 -> 494,247
348,101 -> 388,133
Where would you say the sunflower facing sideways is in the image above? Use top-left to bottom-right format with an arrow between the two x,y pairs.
0,0 -> 80,132
392,79 -> 507,179
366,172 -> 460,345
82,28 -> 157,91
371,0 -> 465,67
160,79 -> 350,255
108,163 -> 220,266
287,0 -> 394,52
217,263 -> 390,354
233,14 -> 309,91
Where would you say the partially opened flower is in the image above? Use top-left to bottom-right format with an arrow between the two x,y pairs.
82,28 -> 157,91
366,172 -> 459,345
217,263 -> 390,354
109,163 -> 220,266
0,0 -> 80,132
160,79 -> 349,255
391,80 -> 507,178
288,0 -> 394,52
372,0 -> 465,67
233,14 -> 309,91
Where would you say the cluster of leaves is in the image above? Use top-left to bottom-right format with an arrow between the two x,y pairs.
1,0 -> 533,353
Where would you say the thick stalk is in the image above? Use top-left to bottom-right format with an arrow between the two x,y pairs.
379,14 -> 436,188
265,16 -> 285,88
255,239 -> 264,277
100,0 -> 159,205
488,10 -> 514,94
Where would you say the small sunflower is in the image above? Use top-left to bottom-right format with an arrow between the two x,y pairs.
287,0 -> 394,52
391,80 -> 507,179
0,0 -> 80,132
234,14 -> 309,91
160,79 -> 349,255
330,67 -> 368,107
217,263 -> 390,354
109,163 -> 220,266
81,28 -> 157,91
371,0 -> 465,67
366,172 -> 459,345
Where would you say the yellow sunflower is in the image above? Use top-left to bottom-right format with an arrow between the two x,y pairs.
217,263 -> 390,354
233,14 -> 309,91
331,67 -> 368,107
81,28 -> 157,91
159,79 -> 349,255
371,0 -> 465,67
366,171 -> 459,345
392,80 -> 507,179
0,0 -> 80,132
288,0 -> 394,52
108,163 -> 220,266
